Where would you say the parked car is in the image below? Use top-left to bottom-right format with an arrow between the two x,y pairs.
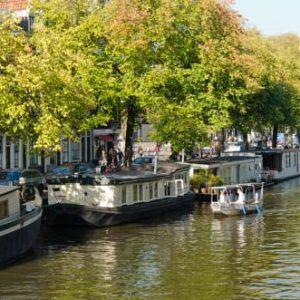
132,156 -> 156,166
0,169 -> 46,195
46,162 -> 93,184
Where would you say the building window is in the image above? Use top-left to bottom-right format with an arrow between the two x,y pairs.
62,139 -> 69,163
71,141 -> 80,161
0,200 -> 8,220
121,186 -> 126,204
14,143 -> 19,168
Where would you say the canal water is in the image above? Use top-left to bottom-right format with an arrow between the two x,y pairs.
1,178 -> 300,300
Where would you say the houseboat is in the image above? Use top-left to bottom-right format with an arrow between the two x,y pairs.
43,162 -> 194,227
0,183 -> 43,267
187,154 -> 263,201
254,148 -> 300,182
210,182 -> 264,216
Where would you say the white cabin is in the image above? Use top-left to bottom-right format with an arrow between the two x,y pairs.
187,155 -> 262,185
47,169 -> 190,208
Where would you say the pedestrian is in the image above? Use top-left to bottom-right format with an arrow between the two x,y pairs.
137,146 -> 143,157
99,150 -> 107,173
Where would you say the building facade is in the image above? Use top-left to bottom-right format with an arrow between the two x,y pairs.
0,0 -> 33,31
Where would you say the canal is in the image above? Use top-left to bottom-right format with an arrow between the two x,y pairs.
1,178 -> 300,299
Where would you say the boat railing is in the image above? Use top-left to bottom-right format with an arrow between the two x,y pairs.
210,183 -> 264,203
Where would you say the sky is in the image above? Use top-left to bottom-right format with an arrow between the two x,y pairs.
232,0 -> 300,36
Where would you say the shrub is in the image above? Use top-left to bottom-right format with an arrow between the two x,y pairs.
207,174 -> 223,187
190,173 -> 207,189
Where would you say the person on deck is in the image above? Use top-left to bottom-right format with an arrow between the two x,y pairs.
219,190 -> 226,203
236,188 -> 245,204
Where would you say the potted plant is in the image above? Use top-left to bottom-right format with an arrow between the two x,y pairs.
190,173 -> 207,193
207,175 -> 223,194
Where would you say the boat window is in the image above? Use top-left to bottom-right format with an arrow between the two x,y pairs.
121,186 -> 126,204
176,180 -> 184,195
0,200 -> 8,219
223,167 -> 231,185
285,153 -> 291,168
149,182 -> 153,199
154,182 -> 158,198
164,182 -> 171,196
133,185 -> 138,202
139,184 -> 143,201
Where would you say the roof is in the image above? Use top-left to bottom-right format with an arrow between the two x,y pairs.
0,0 -> 29,12
187,155 -> 261,166
47,162 -> 190,185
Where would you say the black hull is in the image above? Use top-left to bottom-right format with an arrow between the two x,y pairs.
43,193 -> 195,227
194,193 -> 217,202
0,209 -> 42,267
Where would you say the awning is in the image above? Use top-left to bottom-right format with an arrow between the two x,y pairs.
95,135 -> 114,141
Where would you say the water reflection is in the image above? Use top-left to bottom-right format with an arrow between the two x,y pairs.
211,214 -> 265,250
2,180 -> 300,299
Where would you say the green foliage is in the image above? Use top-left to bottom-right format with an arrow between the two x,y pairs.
229,30 -> 300,134
190,173 -> 208,189
207,174 -> 223,187
190,172 -> 223,190
0,0 -> 300,155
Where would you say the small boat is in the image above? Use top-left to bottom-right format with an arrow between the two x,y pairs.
0,182 -> 43,267
210,183 -> 264,216
43,162 -> 194,227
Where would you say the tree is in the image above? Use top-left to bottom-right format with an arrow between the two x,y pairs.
0,1 -> 114,154
228,30 -> 300,148
137,0 -> 247,152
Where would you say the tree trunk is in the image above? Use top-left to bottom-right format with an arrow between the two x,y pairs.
242,132 -> 249,151
220,128 -> 226,155
272,124 -> 278,149
123,98 -> 138,167
119,109 -> 127,154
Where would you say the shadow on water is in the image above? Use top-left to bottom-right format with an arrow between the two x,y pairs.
2,204 -> 196,268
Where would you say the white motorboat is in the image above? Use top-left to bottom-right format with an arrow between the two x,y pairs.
210,183 -> 264,216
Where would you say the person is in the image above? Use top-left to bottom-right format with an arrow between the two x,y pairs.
116,148 -> 124,166
107,147 -> 114,165
219,190 -> 226,203
236,188 -> 245,204
137,146 -> 143,157
255,191 -> 260,203
99,150 -> 107,173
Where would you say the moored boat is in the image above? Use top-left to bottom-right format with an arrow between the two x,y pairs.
0,183 -> 43,267
43,162 -> 194,227
210,182 -> 264,216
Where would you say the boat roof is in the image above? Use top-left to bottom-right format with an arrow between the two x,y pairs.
81,162 -> 190,185
211,183 -> 264,190
187,155 -> 260,166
